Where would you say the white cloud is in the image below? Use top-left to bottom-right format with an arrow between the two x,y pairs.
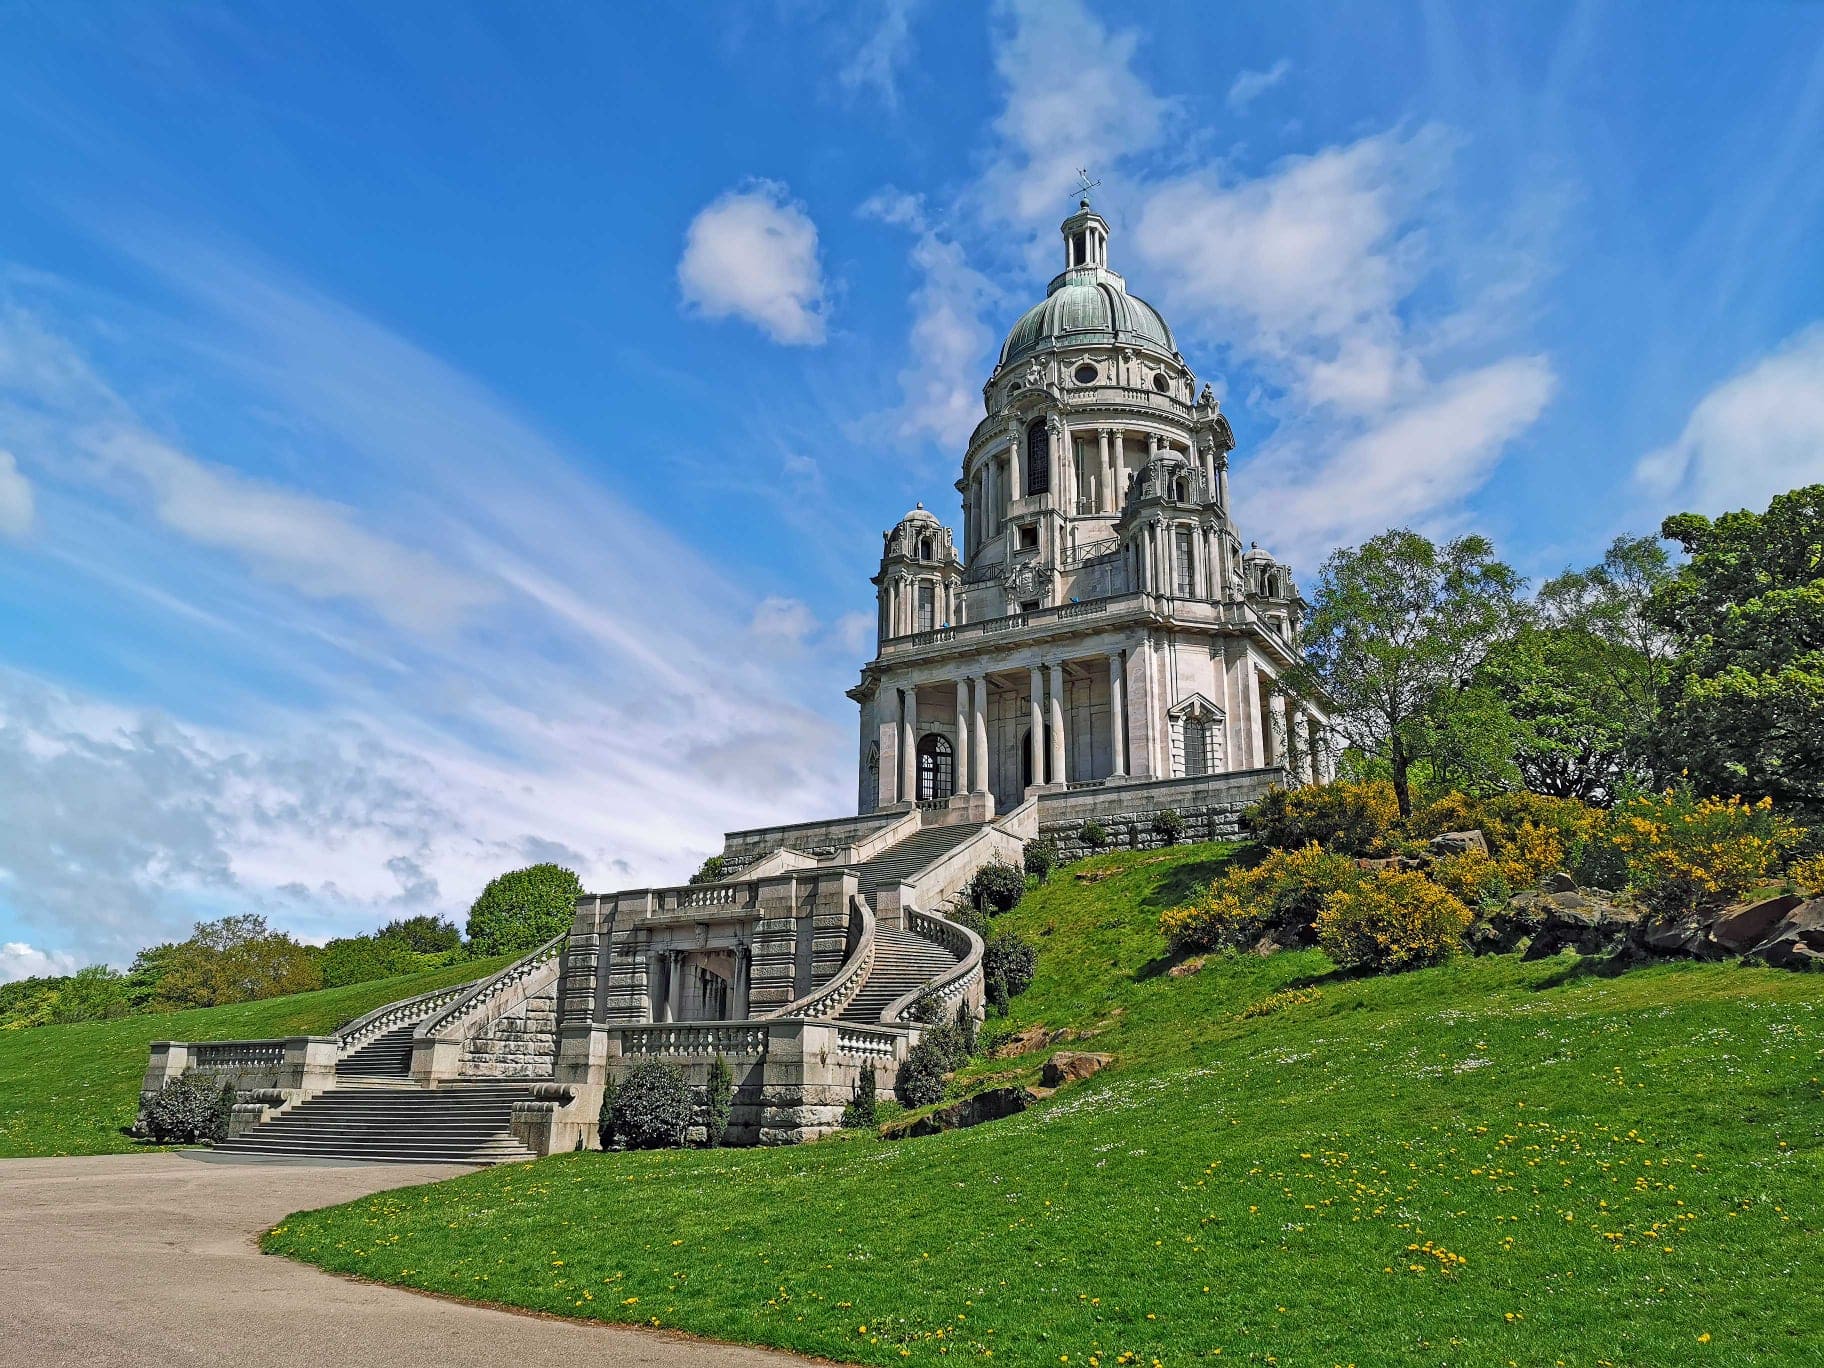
85,427 -> 495,633
840,0 -> 921,108
984,0 -> 1170,226
0,941 -> 82,983
749,594 -> 818,648
0,449 -> 31,538
678,181 -> 828,345
1635,323 -> 1824,514
1240,356 -> 1557,563
1227,59 -> 1292,112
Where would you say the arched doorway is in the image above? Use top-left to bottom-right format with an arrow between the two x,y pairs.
917,733 -> 955,801
1020,724 -> 1054,788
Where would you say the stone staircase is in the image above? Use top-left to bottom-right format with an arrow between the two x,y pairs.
837,926 -> 961,1023
213,1080 -> 538,1164
852,821 -> 984,898
335,1023 -> 415,1079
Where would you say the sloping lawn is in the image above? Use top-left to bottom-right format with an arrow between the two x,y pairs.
266,843 -> 1823,1365
0,956 -> 508,1157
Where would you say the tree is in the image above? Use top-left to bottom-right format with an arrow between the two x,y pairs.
150,915 -> 320,1010
1652,485 -> 1824,818
48,965 -> 131,1024
375,914 -> 462,954
1298,530 -> 1527,816
466,863 -> 584,957
1496,534 -> 1675,801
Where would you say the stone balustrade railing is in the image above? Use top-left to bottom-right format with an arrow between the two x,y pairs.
884,907 -> 985,1025
335,981 -> 474,1054
191,1039 -> 286,1072
765,895 -> 874,1021
834,1023 -> 902,1060
618,1022 -> 770,1057
416,932 -> 567,1041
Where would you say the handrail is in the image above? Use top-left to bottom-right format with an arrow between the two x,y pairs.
415,932 -> 567,1040
334,980 -> 477,1053
761,895 -> 875,1021
881,906 -> 984,1026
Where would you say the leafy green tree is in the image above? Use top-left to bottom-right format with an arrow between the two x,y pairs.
151,915 -> 320,1010
1652,484 -> 1824,817
375,914 -> 462,954
48,965 -> 131,1024
466,863 -> 584,957
1298,530 -> 1527,816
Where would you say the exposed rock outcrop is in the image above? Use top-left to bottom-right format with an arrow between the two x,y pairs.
1041,1051 -> 1112,1087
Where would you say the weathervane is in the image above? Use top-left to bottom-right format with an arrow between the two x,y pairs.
1074,167 -> 1101,200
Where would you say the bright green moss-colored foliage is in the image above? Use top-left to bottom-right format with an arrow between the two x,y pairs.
267,843 -> 1822,1365
0,956 -> 508,1157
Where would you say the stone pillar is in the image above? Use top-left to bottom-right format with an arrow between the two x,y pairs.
971,675 -> 990,794
1047,661 -> 1067,786
1113,430 -> 1126,504
1028,664 -> 1045,787
1097,428 -> 1112,512
1217,453 -> 1231,511
954,677 -> 971,796
1108,653 -> 1127,777
900,686 -> 917,802
1009,434 -> 1024,502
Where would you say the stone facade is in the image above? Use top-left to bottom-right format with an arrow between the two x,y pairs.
1033,768 -> 1284,862
850,198 -> 1332,820
459,982 -> 559,1078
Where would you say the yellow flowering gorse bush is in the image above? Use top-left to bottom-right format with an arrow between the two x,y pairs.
1607,789 -> 1798,914
1316,870 -> 1473,973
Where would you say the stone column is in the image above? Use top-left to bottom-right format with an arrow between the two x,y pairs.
1217,453 -> 1231,511
1047,661 -> 1068,786
900,686 -> 917,802
1028,664 -> 1045,787
1108,653 -> 1127,777
971,675 -> 990,794
1008,433 -> 1024,502
1113,430 -> 1126,504
1242,665 -> 1265,770
954,677 -> 971,796
1097,428 -> 1111,512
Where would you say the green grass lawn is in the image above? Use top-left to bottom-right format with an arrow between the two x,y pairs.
0,956 -> 508,1158
265,842 -> 1824,1365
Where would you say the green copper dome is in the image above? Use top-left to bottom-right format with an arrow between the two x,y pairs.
997,271 -> 1177,369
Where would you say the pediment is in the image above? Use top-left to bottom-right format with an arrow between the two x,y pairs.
1167,692 -> 1225,722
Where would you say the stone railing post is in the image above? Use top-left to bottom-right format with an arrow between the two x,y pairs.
142,1042 -> 191,1096
280,1037 -> 339,1095
757,1019 -> 845,1146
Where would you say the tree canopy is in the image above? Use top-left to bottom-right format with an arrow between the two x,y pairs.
465,863 -> 584,957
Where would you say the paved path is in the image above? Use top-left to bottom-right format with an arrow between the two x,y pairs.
0,1152 -> 814,1368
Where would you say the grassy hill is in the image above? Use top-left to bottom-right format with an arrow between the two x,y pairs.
260,840 -> 1823,1364
0,956 -> 508,1158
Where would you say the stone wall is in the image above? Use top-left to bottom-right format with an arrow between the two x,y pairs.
1034,767 -> 1285,862
721,812 -> 905,873
460,983 -> 559,1078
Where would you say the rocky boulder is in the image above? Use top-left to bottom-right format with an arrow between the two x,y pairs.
884,1085 -> 1040,1139
1745,898 -> 1824,970
1710,894 -> 1804,954
1494,883 -> 1639,958
1429,830 -> 1489,858
1041,1051 -> 1113,1088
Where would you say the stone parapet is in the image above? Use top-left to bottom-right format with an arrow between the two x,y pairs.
1034,768 -> 1284,861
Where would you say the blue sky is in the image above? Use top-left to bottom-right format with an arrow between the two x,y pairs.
1,1 -> 1821,975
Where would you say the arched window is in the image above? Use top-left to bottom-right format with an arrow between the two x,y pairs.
917,733 -> 954,801
1025,421 -> 1051,495
1182,717 -> 1211,777
917,536 -> 933,561
1019,724 -> 1053,788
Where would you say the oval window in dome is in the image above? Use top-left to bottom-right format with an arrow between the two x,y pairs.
1073,362 -> 1099,385
1152,372 -> 1172,394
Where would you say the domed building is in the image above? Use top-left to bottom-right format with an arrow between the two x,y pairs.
851,198 -> 1333,818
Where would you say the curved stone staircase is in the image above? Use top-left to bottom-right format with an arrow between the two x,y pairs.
837,928 -> 961,1023
852,821 -> 985,898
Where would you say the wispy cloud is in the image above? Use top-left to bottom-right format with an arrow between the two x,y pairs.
0,450 -> 31,538
1635,321 -> 1824,516
839,0 -> 922,109
1226,59 -> 1291,113
678,180 -> 829,345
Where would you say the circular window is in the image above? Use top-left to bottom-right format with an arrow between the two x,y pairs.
1152,373 -> 1172,394
1073,362 -> 1099,385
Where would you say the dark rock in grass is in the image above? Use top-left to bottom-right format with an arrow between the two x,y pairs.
883,1086 -> 1041,1139
1513,888 -> 1638,959
1746,898 -> 1824,970
1538,871 -> 1578,894
1641,912 -> 1715,958
1710,894 -> 1804,955
1429,830 -> 1489,858
1041,1052 -> 1113,1088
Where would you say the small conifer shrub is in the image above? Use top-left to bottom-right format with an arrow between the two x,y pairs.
704,1053 -> 733,1148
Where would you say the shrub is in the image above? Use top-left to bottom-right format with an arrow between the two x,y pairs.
1791,853 -> 1824,896
953,1003 -> 977,1056
1160,844 -> 1364,955
1023,837 -> 1060,884
1244,780 -> 1400,856
704,1053 -> 733,1148
897,1013 -> 970,1108
1151,808 -> 1186,845
1237,986 -> 1322,1020
610,1060 -> 691,1150
1428,850 -> 1509,910
597,1074 -> 617,1149
1079,819 -> 1109,849
983,927 -> 1038,1011
689,855 -> 727,886
969,860 -> 1027,914
1605,787 -> 1799,914
842,1061 -> 879,1128
466,863 -> 583,958
904,988 -> 944,1025
1316,870 -> 1472,973
143,1073 -> 229,1144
